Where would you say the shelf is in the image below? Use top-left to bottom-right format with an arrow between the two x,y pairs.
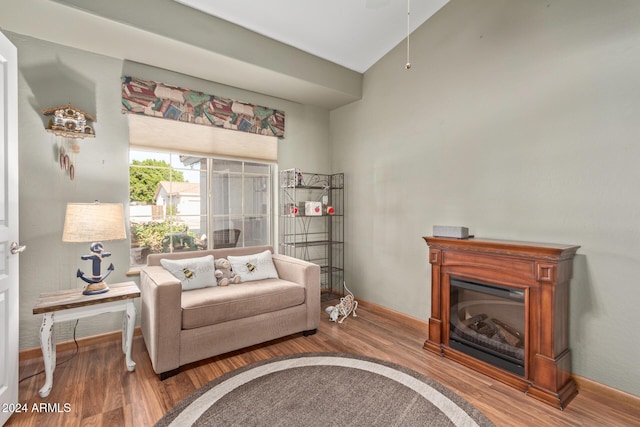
279,169 -> 344,296
281,214 -> 344,218
280,240 -> 343,247
280,185 -> 344,190
320,265 -> 344,273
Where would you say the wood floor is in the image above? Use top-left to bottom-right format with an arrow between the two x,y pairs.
10,301 -> 640,426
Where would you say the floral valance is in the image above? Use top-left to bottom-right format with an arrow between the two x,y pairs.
121,76 -> 285,138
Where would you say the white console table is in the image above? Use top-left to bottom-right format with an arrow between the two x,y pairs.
32,282 -> 140,398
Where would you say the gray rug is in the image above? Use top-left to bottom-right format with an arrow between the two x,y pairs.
156,353 -> 495,427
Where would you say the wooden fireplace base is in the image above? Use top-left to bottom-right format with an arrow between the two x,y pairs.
423,236 -> 580,409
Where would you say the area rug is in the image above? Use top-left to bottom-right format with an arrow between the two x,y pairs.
156,353 -> 495,427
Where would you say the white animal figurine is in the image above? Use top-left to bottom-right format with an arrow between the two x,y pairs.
325,284 -> 358,323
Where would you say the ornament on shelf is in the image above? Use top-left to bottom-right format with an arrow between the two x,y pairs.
286,203 -> 299,216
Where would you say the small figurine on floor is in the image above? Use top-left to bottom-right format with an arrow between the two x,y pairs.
325,284 -> 358,323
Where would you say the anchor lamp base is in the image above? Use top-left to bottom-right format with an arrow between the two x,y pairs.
82,281 -> 109,295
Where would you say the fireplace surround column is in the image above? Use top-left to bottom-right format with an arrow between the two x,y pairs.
423,236 -> 580,409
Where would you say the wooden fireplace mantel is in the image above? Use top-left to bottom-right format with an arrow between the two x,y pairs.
423,236 -> 580,409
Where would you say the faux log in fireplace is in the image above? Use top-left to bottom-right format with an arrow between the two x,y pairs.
423,236 -> 580,409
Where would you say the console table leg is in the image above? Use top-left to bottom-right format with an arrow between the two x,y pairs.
39,313 -> 55,398
123,301 -> 136,371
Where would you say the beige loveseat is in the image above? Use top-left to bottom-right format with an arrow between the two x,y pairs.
140,245 -> 320,379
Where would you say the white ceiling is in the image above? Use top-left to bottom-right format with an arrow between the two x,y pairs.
1,0 -> 449,108
175,0 -> 450,73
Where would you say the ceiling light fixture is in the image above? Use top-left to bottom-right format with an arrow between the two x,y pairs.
405,0 -> 412,70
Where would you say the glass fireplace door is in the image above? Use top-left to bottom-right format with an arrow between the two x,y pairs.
449,277 -> 526,376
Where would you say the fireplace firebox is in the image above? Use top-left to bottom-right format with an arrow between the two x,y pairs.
449,277 -> 525,376
423,236 -> 580,409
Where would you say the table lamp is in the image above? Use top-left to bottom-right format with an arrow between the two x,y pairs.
62,202 -> 127,295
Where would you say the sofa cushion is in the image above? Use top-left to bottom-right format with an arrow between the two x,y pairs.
181,278 -> 305,330
160,255 -> 217,290
227,250 -> 279,282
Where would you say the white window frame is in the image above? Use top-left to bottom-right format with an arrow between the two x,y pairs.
129,148 -> 275,267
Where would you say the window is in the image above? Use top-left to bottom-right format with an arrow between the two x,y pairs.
129,149 -> 274,267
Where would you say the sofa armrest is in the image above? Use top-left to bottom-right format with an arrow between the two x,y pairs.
140,266 -> 182,375
272,254 -> 320,330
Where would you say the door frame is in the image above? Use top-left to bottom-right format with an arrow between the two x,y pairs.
0,30 -> 20,427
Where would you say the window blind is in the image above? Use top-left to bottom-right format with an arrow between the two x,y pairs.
128,114 -> 278,162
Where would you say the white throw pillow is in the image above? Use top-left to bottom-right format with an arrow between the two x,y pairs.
160,255 -> 217,290
227,250 -> 279,282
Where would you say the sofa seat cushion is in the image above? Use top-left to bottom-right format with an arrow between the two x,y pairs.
181,279 -> 306,330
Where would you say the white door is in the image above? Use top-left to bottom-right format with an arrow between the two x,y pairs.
0,31 -> 20,426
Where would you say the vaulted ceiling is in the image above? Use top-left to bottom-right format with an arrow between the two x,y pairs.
175,0 -> 449,73
1,0 -> 448,109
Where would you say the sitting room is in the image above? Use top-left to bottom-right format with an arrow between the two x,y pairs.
2,0 -> 639,425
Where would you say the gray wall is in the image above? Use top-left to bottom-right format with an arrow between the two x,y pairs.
331,0 -> 640,396
11,32 -> 331,350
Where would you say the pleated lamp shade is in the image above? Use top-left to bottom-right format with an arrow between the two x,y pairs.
62,202 -> 127,242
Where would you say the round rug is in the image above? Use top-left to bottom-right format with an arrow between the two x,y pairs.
156,353 -> 495,427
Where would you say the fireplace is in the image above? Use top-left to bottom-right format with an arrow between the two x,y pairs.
423,236 -> 580,409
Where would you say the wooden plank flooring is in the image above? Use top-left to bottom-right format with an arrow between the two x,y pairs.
10,302 -> 640,426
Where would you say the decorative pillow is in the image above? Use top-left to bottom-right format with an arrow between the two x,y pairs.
160,255 -> 217,290
227,250 -> 279,282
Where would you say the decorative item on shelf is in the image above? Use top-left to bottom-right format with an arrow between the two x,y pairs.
325,205 -> 335,215
62,201 -> 127,295
286,203 -> 299,216
43,104 -> 95,181
304,201 -> 322,216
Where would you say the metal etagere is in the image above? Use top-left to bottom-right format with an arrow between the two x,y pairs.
279,169 -> 344,300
